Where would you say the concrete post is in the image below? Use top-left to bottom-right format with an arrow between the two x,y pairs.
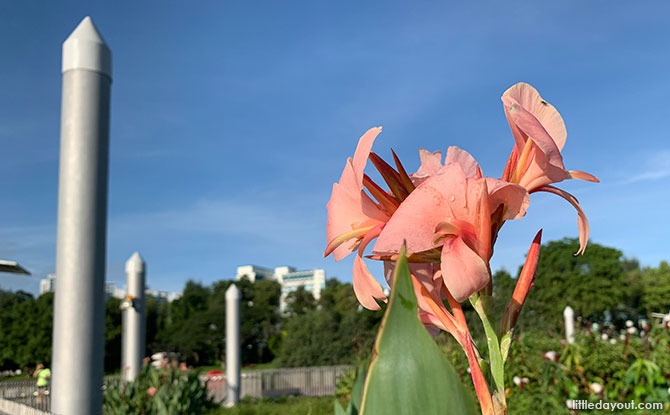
564,305 -> 575,344
51,16 -> 112,415
121,253 -> 146,382
225,284 -> 241,406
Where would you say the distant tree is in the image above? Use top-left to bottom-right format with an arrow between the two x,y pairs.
284,286 -> 316,317
0,291 -> 53,369
640,261 -> 670,314
168,280 -> 210,324
278,279 -> 382,367
105,297 -> 122,372
621,258 -> 644,313
145,296 -> 170,357
240,278 -> 282,364
518,238 -> 627,332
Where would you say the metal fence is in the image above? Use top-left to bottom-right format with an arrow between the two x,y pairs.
0,365 -> 354,414
238,365 -> 354,399
0,380 -> 50,414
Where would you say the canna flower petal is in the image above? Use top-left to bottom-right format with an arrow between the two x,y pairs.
374,165 -> 471,255
384,262 -> 443,315
352,127 -> 383,184
536,185 -> 591,255
411,146 -> 482,186
411,149 -> 444,185
325,127 -> 399,310
352,255 -> 386,310
440,236 -> 490,302
485,178 -> 529,220
444,146 -> 482,179
502,82 -> 567,152
325,127 -> 389,261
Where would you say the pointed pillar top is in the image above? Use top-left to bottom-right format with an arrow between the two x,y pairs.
563,305 -> 574,317
62,16 -> 112,78
125,252 -> 145,274
226,284 -> 241,300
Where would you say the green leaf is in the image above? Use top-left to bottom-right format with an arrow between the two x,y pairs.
334,401 -> 348,415
359,247 -> 478,415
350,363 -> 367,414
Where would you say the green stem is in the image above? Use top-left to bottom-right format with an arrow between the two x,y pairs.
470,292 -> 506,409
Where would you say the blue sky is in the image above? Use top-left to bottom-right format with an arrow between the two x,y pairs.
1,2 -> 669,295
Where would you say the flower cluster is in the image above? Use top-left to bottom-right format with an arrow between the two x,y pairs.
325,82 -> 597,312
324,82 -> 599,415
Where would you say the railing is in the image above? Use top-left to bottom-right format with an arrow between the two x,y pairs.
0,365 -> 354,413
238,365 -> 354,398
0,380 -> 51,414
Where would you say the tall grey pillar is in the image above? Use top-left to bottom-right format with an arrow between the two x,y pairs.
225,284 -> 241,406
51,16 -> 112,415
121,253 -> 146,382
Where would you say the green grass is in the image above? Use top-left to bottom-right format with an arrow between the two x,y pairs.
211,396 -> 336,415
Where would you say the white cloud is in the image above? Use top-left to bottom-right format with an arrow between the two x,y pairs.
619,150 -> 670,184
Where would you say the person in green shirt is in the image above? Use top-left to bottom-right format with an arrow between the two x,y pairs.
33,363 -> 51,396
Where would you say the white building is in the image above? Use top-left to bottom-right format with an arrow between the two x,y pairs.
39,274 -> 56,296
235,265 -> 326,312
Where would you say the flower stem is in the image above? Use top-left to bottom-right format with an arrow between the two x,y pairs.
445,292 -> 495,415
471,292 -> 507,412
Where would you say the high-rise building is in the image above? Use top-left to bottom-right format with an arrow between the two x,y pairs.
235,265 -> 326,312
39,274 -> 56,296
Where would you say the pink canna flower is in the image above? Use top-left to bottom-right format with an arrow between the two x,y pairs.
374,147 -> 528,302
501,82 -> 599,254
324,127 -> 391,310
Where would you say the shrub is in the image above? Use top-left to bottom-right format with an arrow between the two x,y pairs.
103,366 -> 216,415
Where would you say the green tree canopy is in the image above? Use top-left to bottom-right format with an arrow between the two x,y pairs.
278,279 -> 382,367
517,238 -> 628,332
640,261 -> 670,314
284,286 -> 316,317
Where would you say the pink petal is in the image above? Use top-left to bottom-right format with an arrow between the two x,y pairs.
326,163 -> 387,260
352,255 -> 386,310
504,101 -> 565,171
445,146 -> 482,179
419,312 -> 449,334
374,165 -> 469,255
470,179 -> 492,262
351,127 -> 383,184
410,263 -> 443,314
440,236 -> 490,302
502,83 -> 567,150
569,170 -> 600,183
325,128 -> 389,261
517,151 -> 570,190
535,185 -> 590,255
411,149 -> 443,184
485,178 -> 530,220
